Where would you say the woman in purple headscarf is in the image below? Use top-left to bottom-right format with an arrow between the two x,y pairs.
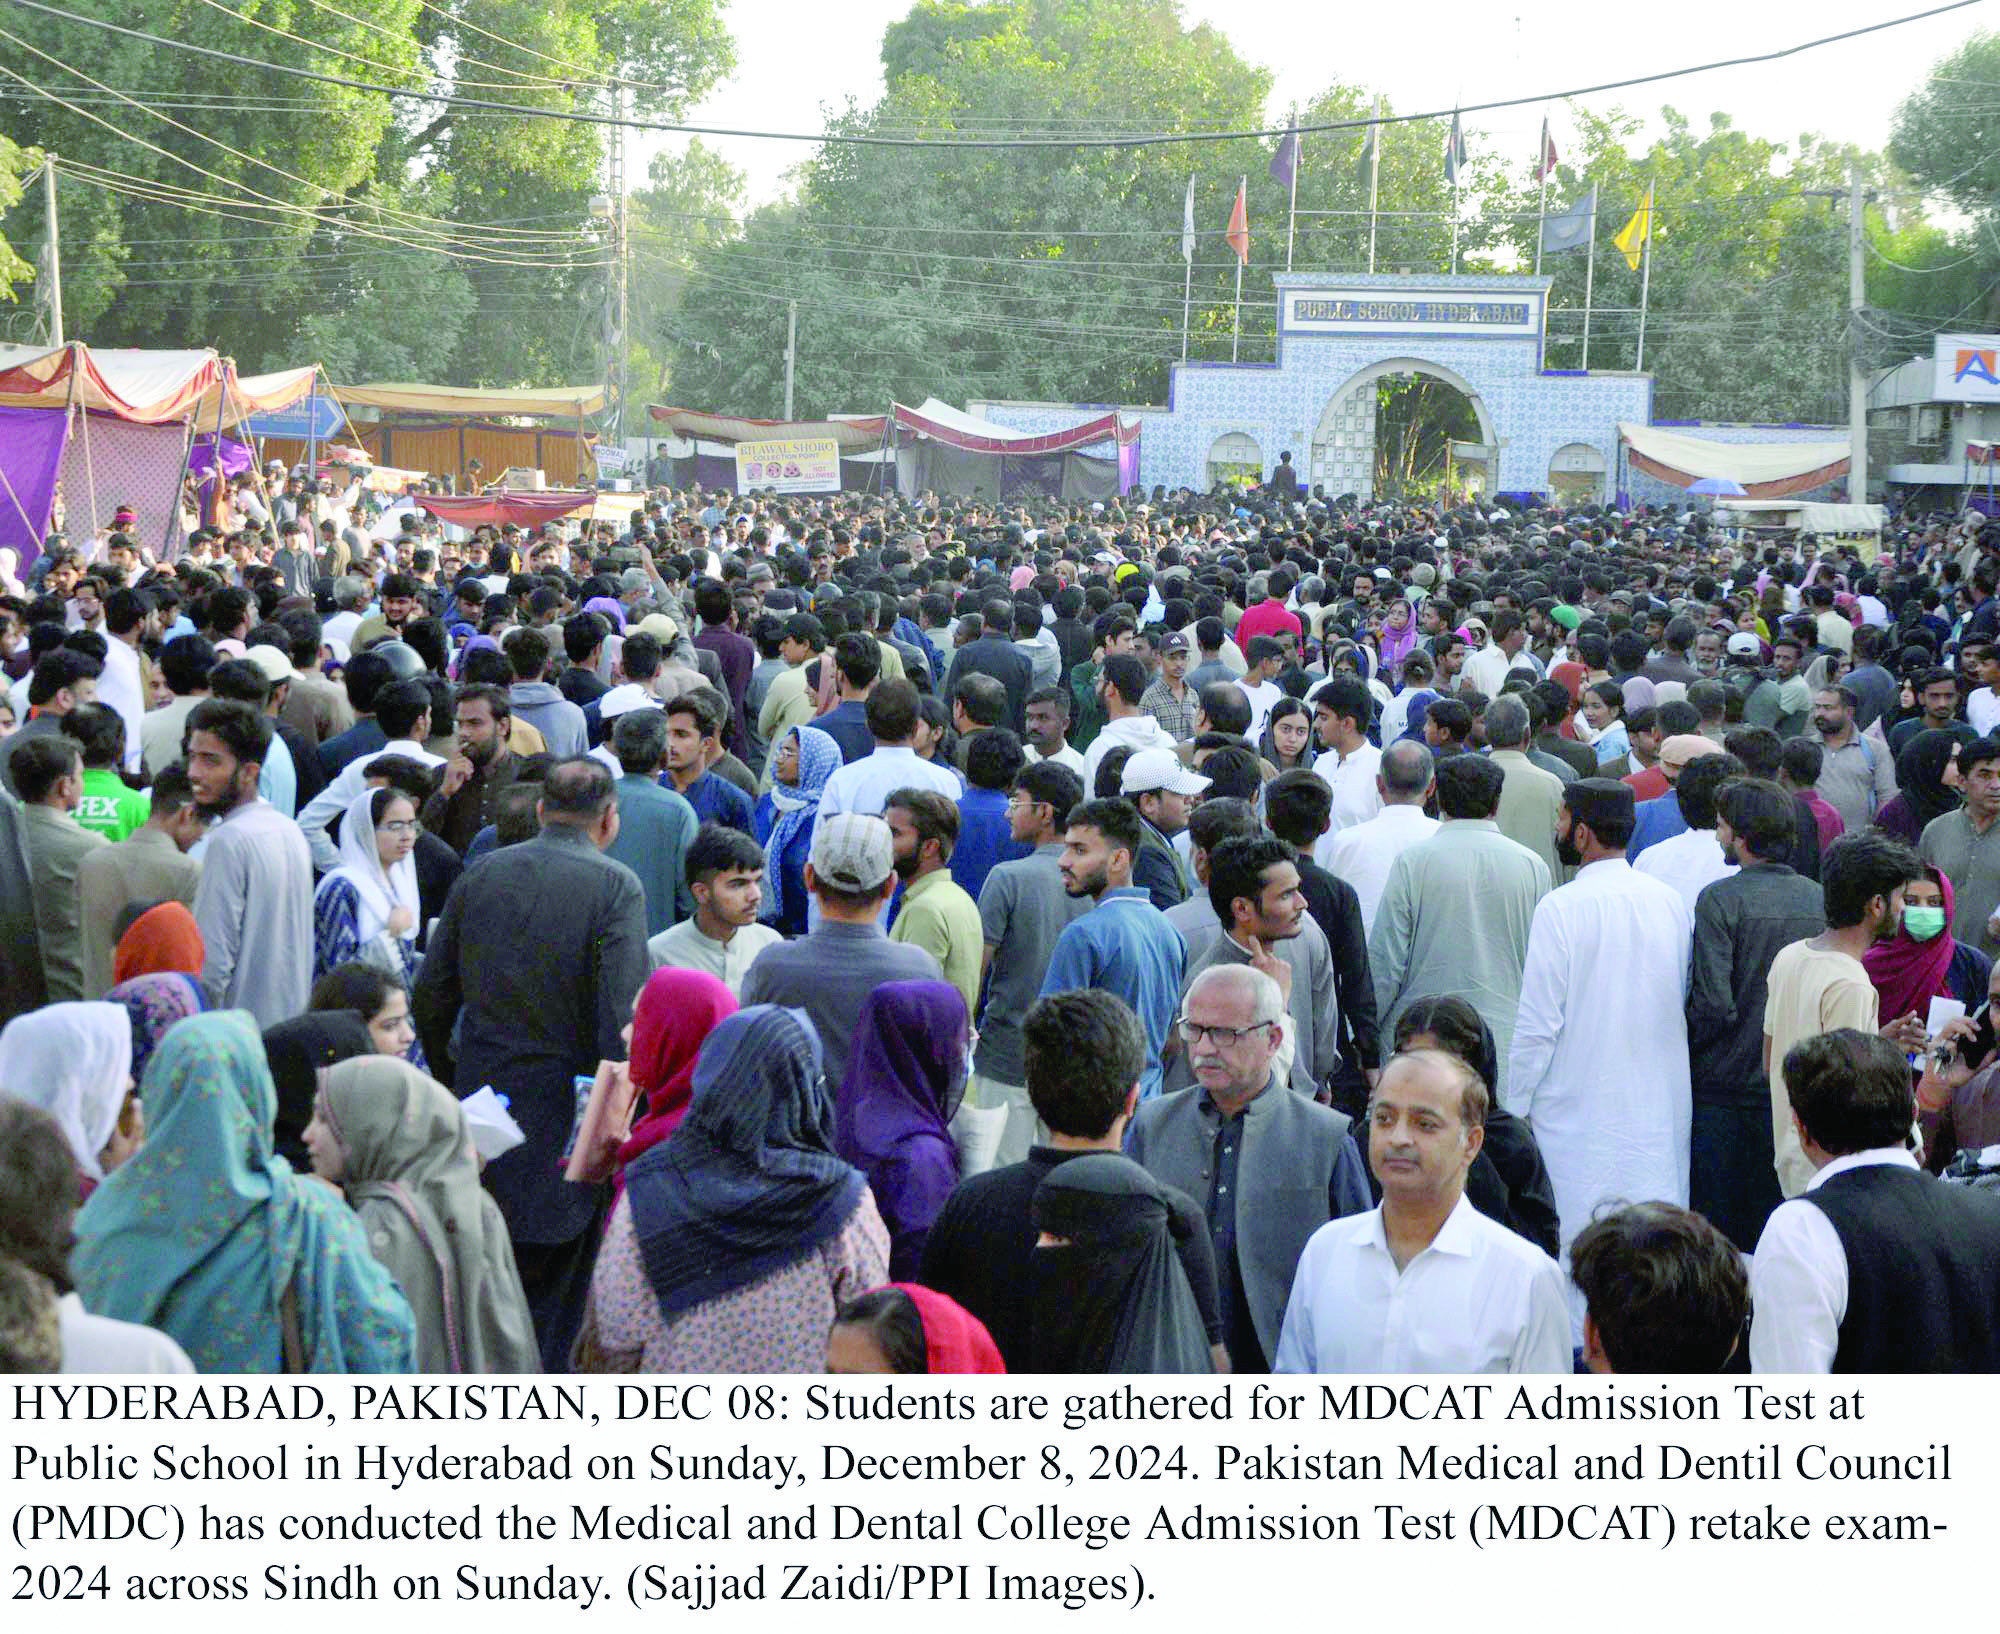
582,596 -> 628,633
1376,595 -> 1419,674
836,980 -> 969,1281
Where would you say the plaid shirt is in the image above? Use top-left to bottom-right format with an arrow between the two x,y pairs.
1139,678 -> 1199,742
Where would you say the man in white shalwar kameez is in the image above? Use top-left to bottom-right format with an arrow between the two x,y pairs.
1507,779 -> 1692,1334
1370,755 -> 1550,1097
1631,752 -> 1738,926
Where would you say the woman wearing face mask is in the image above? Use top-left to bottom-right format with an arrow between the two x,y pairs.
1863,864 -> 1991,1022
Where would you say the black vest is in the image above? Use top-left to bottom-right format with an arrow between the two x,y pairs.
1804,1163 -> 2000,1373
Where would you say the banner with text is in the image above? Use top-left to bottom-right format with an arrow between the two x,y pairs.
735,437 -> 840,494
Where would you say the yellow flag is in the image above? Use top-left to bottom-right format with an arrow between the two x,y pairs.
1614,193 -> 1651,271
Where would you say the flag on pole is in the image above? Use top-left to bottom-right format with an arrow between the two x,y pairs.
1614,193 -> 1651,271
1356,101 -> 1379,186
1225,179 -> 1249,265
1539,186 -> 1596,256
1443,111 -> 1467,184
1535,117 -> 1558,183
1181,175 -> 1196,264
1270,125 -> 1299,190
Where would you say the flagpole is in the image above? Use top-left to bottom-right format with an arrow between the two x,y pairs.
1634,181 -> 1655,372
1285,106 -> 1299,272
1452,168 -> 1460,275
1181,174 -> 1195,363
1233,175 -> 1245,363
1534,116 -> 1549,277
1182,251 -> 1193,363
1367,96 -> 1380,274
1581,203 -> 1596,370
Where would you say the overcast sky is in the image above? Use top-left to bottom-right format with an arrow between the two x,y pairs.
638,0 -> 1984,208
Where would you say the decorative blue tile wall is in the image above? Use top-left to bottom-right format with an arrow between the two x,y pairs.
970,273 -> 1844,505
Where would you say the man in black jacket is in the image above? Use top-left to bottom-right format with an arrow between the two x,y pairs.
415,757 -> 649,1370
944,596 -> 1034,732
1264,769 -> 1382,1118
1686,777 -> 1826,1251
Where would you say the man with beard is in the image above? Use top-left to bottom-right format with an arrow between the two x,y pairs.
1810,685 -> 1895,835
1506,778 -> 1693,1335
1762,832 -> 1927,1201
185,698 -> 314,1027
421,683 -> 520,856
1119,746 -> 1205,911
1039,798 -> 1186,1100
884,787 -> 983,1016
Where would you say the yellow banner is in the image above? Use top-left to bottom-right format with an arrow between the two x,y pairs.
734,436 -> 840,495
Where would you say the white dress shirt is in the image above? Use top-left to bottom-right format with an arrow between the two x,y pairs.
97,635 -> 146,774
1318,802 -> 1439,936
1970,687 -> 2000,739
1025,741 -> 1088,778
1631,824 -> 1739,922
1748,1146 -> 1920,1374
59,1294 -> 194,1374
646,918 -> 783,996
816,743 -> 962,820
1312,742 -> 1384,833
295,739 -> 446,870
1274,1193 -> 1573,1373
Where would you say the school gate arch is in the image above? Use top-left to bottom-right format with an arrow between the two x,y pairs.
972,274 -> 1653,504
1308,357 -> 1498,502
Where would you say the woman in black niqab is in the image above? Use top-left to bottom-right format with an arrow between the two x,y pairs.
1028,1154 -> 1214,1374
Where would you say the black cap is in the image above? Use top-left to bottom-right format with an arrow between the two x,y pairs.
1565,777 -> 1633,832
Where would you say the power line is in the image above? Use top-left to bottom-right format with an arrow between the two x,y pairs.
3,0 -> 1981,151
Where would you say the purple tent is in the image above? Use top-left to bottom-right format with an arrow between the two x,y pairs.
0,406 -> 69,571
188,435 -> 255,518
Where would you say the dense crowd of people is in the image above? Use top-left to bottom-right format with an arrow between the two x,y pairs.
3,466 -> 2000,1377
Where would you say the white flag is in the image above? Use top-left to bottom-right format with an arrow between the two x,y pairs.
1182,175 -> 1195,263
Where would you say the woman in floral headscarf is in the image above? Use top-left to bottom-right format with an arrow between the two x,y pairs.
73,1012 -> 415,1373
754,724 -> 842,935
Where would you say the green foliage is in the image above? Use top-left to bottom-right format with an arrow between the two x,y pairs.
0,0 -> 731,383
666,0 -> 1275,417
1489,106 -> 1861,423
0,135 -> 33,312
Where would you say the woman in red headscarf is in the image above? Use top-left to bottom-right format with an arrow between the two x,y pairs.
112,902 -> 205,987
826,1284 -> 1005,1374
613,969 -> 738,1175
1863,864 -> 1992,1024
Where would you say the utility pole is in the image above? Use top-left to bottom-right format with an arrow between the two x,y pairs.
1848,161 -> 1869,505
41,153 -> 62,346
611,90 -> 629,451
784,299 -> 797,421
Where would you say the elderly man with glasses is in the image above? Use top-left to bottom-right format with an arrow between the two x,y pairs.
1127,962 -> 1369,1374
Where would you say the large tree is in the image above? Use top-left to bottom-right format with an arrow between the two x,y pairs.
0,135 -> 33,319
665,0 -> 1275,417
1489,106 -> 1862,423
0,0 -> 732,385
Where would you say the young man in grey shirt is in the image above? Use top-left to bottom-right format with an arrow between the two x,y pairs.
970,759 -> 1090,1165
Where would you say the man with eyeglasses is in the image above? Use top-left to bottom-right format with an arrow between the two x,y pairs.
1129,964 -> 1368,1374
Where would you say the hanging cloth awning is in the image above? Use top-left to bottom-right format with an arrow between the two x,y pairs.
892,398 -> 1140,452
646,404 -> 889,449
1618,421 -> 1850,499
